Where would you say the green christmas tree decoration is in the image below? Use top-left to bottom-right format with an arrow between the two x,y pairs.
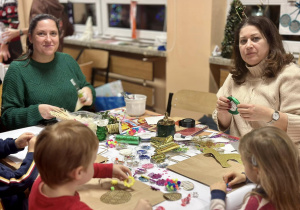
221,0 -> 246,59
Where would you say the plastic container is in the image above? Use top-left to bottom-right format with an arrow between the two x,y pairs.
125,94 -> 147,117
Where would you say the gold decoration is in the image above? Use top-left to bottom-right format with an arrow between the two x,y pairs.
163,193 -> 182,201
107,123 -> 119,134
202,148 -> 242,168
191,136 -> 224,151
100,190 -> 132,204
181,181 -> 194,191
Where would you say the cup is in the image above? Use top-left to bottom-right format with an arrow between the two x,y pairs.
125,94 -> 147,117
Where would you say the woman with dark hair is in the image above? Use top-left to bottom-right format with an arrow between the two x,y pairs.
213,16 -> 300,149
1,14 -> 95,130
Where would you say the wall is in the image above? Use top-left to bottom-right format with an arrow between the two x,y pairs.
166,0 -> 227,96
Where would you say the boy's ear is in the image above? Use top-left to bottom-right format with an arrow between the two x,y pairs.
69,166 -> 84,181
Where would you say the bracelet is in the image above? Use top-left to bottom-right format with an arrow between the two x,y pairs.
20,29 -> 24,36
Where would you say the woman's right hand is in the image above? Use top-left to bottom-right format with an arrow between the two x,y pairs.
216,96 -> 232,129
38,104 -> 61,119
216,96 -> 231,113
134,199 -> 152,210
223,171 -> 247,188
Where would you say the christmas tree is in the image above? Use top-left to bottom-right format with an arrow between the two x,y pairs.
221,0 -> 245,59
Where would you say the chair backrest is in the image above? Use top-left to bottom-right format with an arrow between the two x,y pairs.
166,90 -> 217,118
79,61 -> 93,83
77,49 -> 109,69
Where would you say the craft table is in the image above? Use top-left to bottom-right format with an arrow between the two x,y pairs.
0,111 -> 255,210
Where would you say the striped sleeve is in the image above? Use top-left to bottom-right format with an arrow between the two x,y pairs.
0,152 -> 38,197
210,190 -> 226,210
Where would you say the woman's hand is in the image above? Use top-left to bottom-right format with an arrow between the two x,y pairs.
223,171 -> 246,188
79,87 -> 93,106
15,132 -> 35,149
112,165 -> 132,181
0,43 -> 10,61
2,29 -> 20,42
216,96 -> 232,129
237,104 -> 273,122
216,96 -> 231,113
210,181 -> 227,192
38,104 -> 61,119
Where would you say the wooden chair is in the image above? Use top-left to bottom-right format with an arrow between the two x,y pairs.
166,90 -> 217,119
76,49 -> 110,85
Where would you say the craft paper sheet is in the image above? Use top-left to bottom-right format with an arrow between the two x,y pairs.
78,179 -> 165,210
167,154 -> 244,190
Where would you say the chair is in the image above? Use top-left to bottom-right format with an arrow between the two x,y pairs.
166,90 -> 217,119
76,49 -> 110,86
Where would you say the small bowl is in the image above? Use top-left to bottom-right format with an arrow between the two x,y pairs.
125,94 -> 147,117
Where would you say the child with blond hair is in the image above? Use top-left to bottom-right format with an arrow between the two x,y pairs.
210,126 -> 300,210
29,120 -> 151,210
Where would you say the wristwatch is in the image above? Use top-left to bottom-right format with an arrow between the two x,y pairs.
267,110 -> 280,124
19,29 -> 24,36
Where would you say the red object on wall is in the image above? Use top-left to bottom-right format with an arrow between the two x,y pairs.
130,1 -> 137,39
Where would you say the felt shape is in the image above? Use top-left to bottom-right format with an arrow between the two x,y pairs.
202,148 -> 242,168
163,193 -> 182,201
181,181 -> 194,191
100,190 -> 132,204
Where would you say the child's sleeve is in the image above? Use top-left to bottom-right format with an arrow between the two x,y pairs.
210,189 -> 226,210
0,152 -> 38,197
93,163 -> 113,178
0,138 -> 21,159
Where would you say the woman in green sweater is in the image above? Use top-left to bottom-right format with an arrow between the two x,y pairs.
1,14 -> 95,130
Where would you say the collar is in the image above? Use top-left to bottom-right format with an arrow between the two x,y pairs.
246,60 -> 266,78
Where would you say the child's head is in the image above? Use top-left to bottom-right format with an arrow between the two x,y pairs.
239,126 -> 300,209
34,120 -> 99,187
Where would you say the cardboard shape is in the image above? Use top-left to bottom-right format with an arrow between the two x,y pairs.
167,154 -> 244,191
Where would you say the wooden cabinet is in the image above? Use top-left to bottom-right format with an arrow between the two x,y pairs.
63,41 -> 166,113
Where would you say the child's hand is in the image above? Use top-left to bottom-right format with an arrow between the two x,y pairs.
210,181 -> 227,192
15,132 -> 35,149
134,199 -> 152,210
112,165 -> 132,181
223,171 -> 246,187
27,136 -> 37,153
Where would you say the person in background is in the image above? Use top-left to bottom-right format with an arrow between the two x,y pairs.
29,0 -> 74,52
210,126 -> 300,210
1,14 -> 95,130
213,16 -> 300,150
29,120 -> 152,210
0,0 -> 28,64
0,132 -> 38,210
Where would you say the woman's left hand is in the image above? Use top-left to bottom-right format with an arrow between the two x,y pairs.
79,87 -> 93,106
237,103 -> 273,122
112,165 -> 132,181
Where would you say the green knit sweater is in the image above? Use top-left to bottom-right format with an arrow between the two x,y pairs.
1,52 -> 96,130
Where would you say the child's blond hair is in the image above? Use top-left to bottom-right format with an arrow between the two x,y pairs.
34,120 -> 99,187
239,126 -> 300,210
